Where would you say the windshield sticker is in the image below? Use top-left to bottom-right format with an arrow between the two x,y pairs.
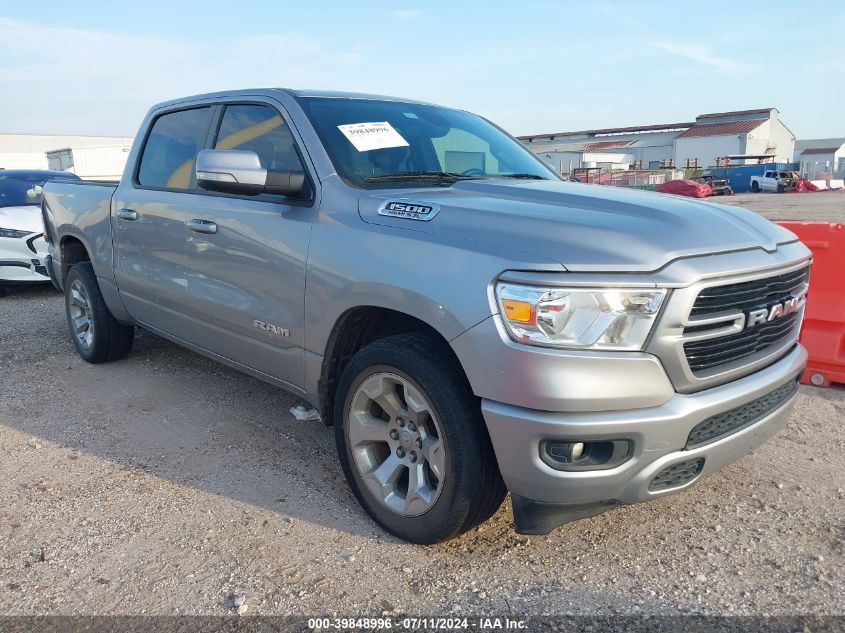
377,200 -> 442,222
337,122 -> 409,152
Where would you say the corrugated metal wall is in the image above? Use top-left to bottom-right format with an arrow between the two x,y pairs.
432,128 -> 500,173
47,145 -> 130,180
0,133 -> 133,173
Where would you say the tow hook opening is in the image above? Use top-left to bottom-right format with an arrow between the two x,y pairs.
540,439 -> 632,471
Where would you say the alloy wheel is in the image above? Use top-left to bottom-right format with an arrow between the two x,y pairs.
347,372 -> 446,516
68,278 -> 94,349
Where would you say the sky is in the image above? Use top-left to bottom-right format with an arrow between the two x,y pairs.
2,1 -> 843,139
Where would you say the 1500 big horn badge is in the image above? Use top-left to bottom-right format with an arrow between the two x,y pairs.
378,200 -> 442,221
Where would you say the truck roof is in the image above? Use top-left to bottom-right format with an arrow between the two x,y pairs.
152,88 -> 441,111
286,88 -> 435,104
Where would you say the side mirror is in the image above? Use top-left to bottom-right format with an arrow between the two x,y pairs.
195,149 -> 305,197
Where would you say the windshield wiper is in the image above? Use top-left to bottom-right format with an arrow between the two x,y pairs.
496,173 -> 548,180
364,171 -> 480,183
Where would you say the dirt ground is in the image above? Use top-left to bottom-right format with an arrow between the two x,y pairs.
1,196 -> 843,620
716,190 -> 845,223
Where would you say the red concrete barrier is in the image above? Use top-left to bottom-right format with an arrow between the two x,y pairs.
777,222 -> 845,387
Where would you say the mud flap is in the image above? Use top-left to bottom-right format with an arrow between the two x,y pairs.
511,495 -> 621,535
44,255 -> 62,291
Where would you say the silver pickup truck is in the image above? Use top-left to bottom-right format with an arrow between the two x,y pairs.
42,89 -> 810,544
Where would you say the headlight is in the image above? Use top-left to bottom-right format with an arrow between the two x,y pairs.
496,283 -> 666,350
0,227 -> 32,239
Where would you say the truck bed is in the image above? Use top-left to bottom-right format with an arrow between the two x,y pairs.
42,179 -> 117,287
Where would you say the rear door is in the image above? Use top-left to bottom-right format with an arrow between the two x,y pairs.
113,106 -> 214,341
181,100 -> 318,390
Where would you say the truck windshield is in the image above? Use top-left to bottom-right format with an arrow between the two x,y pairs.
299,97 -> 557,188
0,172 -> 78,207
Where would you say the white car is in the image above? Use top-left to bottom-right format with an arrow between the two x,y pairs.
1,170 -> 80,294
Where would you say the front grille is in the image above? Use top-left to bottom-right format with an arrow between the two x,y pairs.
683,266 -> 808,373
689,267 -> 809,317
649,458 -> 705,491
686,375 -> 800,449
684,312 -> 800,372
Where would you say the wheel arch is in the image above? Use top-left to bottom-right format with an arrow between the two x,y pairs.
59,233 -> 133,325
317,306 -> 473,426
59,234 -> 92,283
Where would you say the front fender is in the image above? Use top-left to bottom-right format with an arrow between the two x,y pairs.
303,217 -> 562,355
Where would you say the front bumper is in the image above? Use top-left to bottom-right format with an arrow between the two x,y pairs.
0,234 -> 51,284
481,344 -> 806,532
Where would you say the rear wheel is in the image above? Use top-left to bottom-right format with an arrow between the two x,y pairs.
334,333 -> 506,544
777,183 -> 785,193
65,262 -> 134,363
751,181 -> 760,193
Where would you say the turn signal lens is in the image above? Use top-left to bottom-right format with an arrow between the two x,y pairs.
501,299 -> 533,323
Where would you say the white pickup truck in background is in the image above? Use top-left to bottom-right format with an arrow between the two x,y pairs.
750,170 -> 800,193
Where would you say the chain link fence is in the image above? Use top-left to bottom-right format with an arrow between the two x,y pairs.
571,169 -> 685,191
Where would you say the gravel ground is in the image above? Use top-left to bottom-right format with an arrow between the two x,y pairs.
2,287 -> 843,619
716,190 -> 845,223
1,195 -> 843,620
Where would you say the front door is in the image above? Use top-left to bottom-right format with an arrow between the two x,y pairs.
181,102 -> 317,391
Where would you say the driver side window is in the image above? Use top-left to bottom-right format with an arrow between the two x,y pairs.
212,103 -> 310,200
214,104 -> 304,173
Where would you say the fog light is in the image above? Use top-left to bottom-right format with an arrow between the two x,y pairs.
541,439 -> 632,472
545,441 -> 584,463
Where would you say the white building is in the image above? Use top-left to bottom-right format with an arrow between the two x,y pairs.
0,133 -> 133,179
518,122 -> 692,173
519,108 -> 796,171
674,108 -> 795,168
793,138 -> 845,179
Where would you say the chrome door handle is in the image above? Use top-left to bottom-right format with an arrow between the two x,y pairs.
188,219 -> 218,235
116,208 -> 138,221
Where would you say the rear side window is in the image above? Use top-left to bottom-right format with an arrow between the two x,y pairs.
213,104 -> 304,173
138,107 -> 212,190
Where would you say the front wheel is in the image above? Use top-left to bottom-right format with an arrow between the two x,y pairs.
65,262 -> 134,363
334,333 -> 506,544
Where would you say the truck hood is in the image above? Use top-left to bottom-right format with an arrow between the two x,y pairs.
0,205 -> 42,234
357,180 -> 798,272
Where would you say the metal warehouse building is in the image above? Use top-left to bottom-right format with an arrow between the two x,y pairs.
0,133 -> 134,180
519,108 -> 796,173
517,122 -> 690,173
793,138 -> 845,180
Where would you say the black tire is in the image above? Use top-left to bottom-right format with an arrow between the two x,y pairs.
777,183 -> 785,193
334,333 -> 506,544
751,181 -> 760,193
65,262 -> 134,363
